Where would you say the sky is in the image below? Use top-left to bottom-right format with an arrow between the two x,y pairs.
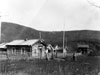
0,0 -> 100,31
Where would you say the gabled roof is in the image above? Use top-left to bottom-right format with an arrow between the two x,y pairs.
21,39 -> 39,46
6,39 -> 45,46
7,40 -> 25,45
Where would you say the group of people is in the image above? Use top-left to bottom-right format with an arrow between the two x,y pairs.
45,45 -> 67,60
45,44 -> 78,61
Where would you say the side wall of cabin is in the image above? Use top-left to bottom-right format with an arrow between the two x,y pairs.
7,46 -> 32,57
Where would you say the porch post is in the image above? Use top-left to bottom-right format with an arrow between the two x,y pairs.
12,49 -> 13,54
21,48 -> 23,55
14,49 -> 16,55
24,50 -> 25,55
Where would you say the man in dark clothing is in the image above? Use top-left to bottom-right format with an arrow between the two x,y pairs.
73,53 -> 75,61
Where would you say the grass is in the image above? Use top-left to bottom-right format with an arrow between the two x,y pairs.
0,56 -> 100,75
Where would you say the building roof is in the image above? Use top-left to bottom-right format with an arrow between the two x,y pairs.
7,40 -> 25,45
0,43 -> 6,46
21,39 -> 39,46
6,39 -> 45,46
0,43 -> 7,48
77,44 -> 89,48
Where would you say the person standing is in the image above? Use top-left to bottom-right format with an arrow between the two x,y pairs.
73,53 -> 75,61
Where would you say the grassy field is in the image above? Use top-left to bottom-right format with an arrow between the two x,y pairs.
0,56 -> 100,75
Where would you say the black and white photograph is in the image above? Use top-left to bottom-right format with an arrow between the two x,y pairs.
0,0 -> 100,75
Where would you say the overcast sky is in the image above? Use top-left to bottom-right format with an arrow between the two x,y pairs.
0,0 -> 100,31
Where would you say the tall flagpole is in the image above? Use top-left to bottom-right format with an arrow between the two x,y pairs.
63,17 -> 65,51
39,31 -> 42,40
0,16 -> 1,42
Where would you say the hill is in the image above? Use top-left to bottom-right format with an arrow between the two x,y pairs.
2,22 -> 100,52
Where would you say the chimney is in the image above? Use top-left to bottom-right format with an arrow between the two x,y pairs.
24,38 -> 28,41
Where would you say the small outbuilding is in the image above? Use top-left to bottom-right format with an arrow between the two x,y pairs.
77,44 -> 89,54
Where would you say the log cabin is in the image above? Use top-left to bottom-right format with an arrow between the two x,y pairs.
6,39 -> 47,59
